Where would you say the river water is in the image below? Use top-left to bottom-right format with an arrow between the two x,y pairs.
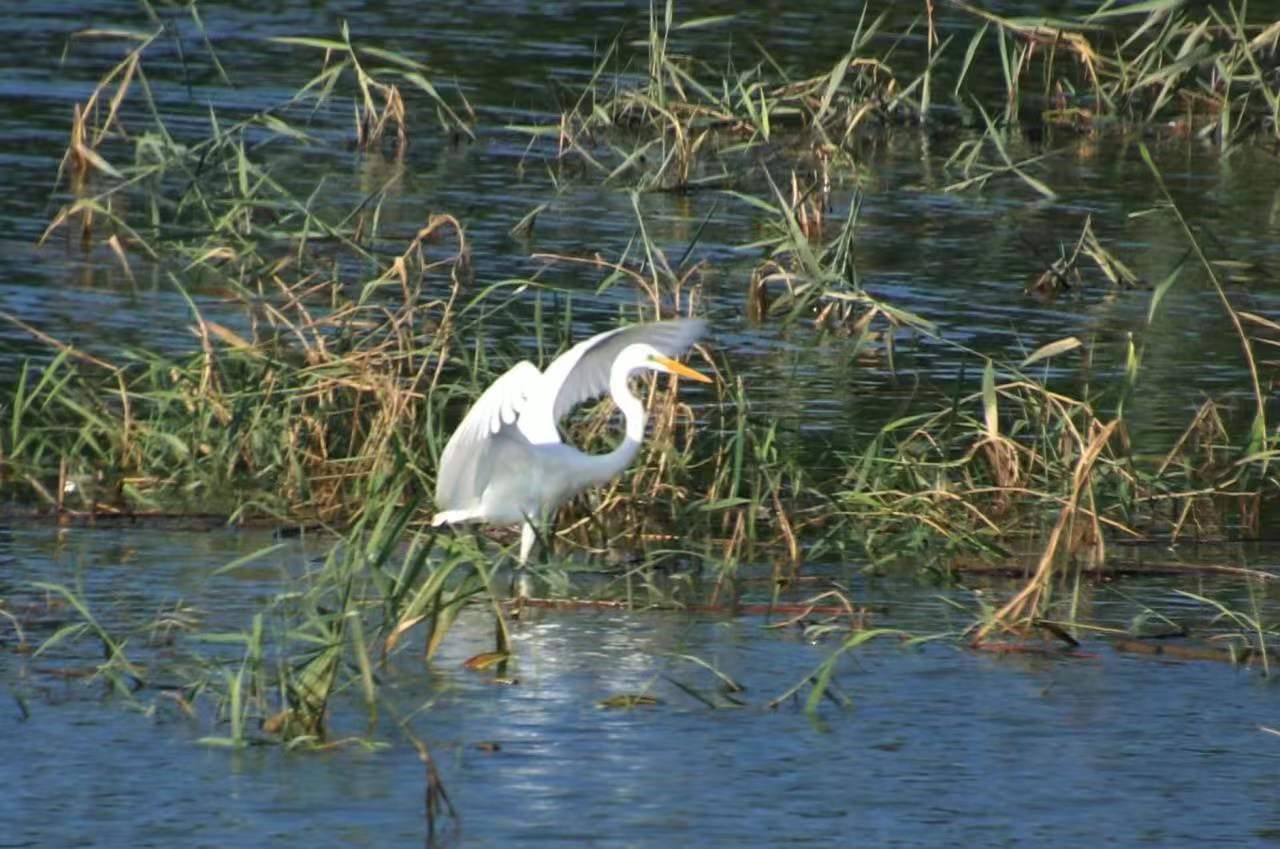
4,526 -> 1280,847
3,1 -> 1278,442
4,1 -> 1280,846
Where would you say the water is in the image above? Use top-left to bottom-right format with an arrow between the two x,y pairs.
2,1 -> 1277,452
4,525 -> 1280,847
3,1 -> 1280,845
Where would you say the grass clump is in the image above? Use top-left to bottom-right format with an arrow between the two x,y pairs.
519,0 -> 1280,201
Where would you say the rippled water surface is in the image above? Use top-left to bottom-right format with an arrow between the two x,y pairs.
2,0 -> 1278,443
4,526 -> 1280,847
4,0 -> 1280,846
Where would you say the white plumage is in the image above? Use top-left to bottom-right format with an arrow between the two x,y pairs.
432,318 -> 710,568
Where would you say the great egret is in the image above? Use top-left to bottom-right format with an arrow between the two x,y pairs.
431,318 -> 710,570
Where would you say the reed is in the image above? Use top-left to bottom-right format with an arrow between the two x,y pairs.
516,0 -> 1279,199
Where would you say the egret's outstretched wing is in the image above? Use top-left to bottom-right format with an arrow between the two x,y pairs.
434,360 -> 543,516
518,318 -> 707,443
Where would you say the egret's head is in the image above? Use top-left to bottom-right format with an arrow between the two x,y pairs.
637,344 -> 711,383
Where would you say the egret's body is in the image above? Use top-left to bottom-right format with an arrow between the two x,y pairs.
432,319 -> 709,566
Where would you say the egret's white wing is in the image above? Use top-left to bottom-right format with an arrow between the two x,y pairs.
435,360 -> 544,514
518,318 -> 707,443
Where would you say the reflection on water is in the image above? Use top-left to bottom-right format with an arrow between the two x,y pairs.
5,525 -> 1280,847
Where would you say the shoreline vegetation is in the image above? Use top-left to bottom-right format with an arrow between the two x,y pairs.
3,0 -> 1280,762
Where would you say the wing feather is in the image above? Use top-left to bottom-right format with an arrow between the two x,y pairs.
518,318 -> 707,442
434,360 -> 543,513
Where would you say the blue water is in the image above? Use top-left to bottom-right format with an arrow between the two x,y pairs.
5,525 -> 1280,847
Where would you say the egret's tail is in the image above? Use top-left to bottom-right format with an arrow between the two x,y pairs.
431,509 -> 481,527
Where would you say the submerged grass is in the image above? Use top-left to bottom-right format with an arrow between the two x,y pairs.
4,3 -> 1280,765
520,0 -> 1280,195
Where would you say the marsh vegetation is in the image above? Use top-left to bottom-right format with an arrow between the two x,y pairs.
4,1 -> 1280,840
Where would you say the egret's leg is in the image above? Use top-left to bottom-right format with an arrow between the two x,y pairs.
518,522 -> 537,566
514,521 -> 537,599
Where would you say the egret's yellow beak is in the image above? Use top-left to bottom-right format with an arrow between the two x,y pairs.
654,355 -> 712,383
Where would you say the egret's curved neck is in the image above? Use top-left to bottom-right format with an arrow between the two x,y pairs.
611,354 -> 648,445
579,351 -> 647,487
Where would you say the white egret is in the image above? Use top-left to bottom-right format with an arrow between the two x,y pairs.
431,318 -> 710,570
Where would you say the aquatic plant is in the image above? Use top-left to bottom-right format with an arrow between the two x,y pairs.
529,0 -> 1280,191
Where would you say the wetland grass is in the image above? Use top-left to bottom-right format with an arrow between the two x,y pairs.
522,0 -> 1280,199
5,3 -> 1280,757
